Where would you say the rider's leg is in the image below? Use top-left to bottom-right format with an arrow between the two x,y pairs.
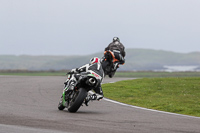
92,86 -> 104,100
84,87 -> 104,106
112,52 -> 125,71
114,52 -> 125,64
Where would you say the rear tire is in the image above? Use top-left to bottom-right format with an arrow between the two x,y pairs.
102,60 -> 112,76
68,88 -> 88,113
109,69 -> 116,78
102,60 -> 109,71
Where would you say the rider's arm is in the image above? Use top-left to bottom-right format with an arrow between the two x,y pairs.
77,64 -> 89,73
70,68 -> 79,73
105,43 -> 112,51
70,64 -> 88,73
120,43 -> 126,57
105,46 -> 109,51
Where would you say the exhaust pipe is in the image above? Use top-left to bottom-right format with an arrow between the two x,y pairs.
88,78 -> 96,85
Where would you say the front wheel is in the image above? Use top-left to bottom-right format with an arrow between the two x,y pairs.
68,88 -> 88,113
58,97 -> 65,110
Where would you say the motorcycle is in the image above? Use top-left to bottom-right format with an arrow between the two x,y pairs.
58,71 -> 101,113
101,50 -> 120,78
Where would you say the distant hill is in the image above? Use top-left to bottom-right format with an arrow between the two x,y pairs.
125,49 -> 200,71
0,48 -> 200,71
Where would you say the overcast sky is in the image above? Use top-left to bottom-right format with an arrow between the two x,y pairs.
0,0 -> 200,55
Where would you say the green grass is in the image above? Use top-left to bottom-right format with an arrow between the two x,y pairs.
1,71 -> 200,77
115,71 -> 200,78
102,77 -> 200,117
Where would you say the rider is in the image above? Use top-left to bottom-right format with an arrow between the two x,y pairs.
104,37 -> 126,70
64,57 -> 104,105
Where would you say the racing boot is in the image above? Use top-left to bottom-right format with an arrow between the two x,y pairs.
84,93 -> 103,106
84,94 -> 97,106
96,94 -> 103,101
84,96 -> 90,106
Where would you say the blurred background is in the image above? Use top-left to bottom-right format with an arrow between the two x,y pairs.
1,0 -> 200,72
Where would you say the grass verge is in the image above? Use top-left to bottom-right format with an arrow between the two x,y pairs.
1,71 -> 200,77
102,77 -> 200,117
115,71 -> 200,77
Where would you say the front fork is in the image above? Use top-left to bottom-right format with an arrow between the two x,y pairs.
62,89 -> 67,107
62,75 -> 71,106
62,88 -> 75,107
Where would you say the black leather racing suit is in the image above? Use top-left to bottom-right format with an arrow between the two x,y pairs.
105,41 -> 126,64
66,63 -> 104,97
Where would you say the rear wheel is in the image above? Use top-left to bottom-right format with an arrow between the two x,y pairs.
102,60 -> 112,76
108,69 -> 116,78
68,88 -> 88,113
101,60 -> 109,72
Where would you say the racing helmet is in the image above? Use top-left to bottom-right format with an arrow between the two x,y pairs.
113,37 -> 120,42
90,57 -> 100,64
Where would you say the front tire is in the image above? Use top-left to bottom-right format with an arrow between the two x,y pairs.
68,88 -> 88,113
58,97 -> 65,110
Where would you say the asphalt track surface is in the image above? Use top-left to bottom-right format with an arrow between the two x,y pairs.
0,76 -> 200,133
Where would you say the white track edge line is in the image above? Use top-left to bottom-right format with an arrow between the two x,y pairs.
102,81 -> 200,119
103,98 -> 200,119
